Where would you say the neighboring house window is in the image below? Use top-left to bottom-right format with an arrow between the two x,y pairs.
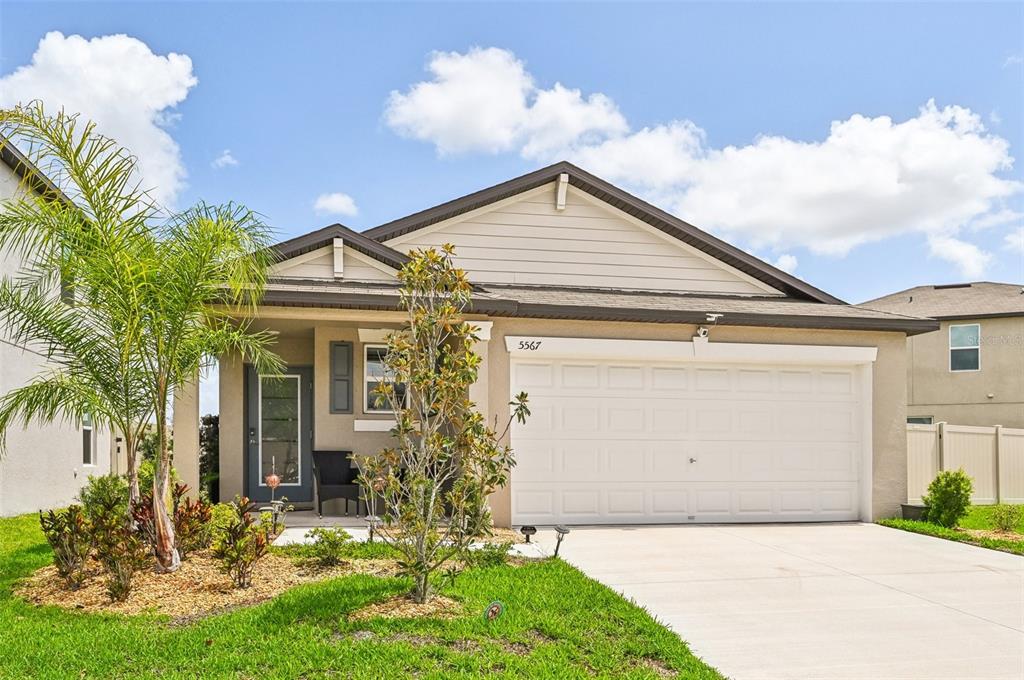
82,414 -> 95,466
949,323 -> 981,372
329,341 -> 353,414
364,344 -> 407,413
907,416 -> 933,425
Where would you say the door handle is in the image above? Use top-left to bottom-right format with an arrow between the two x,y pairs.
248,428 -> 257,445
689,457 -> 697,464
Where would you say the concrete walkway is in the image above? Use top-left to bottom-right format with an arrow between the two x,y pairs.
546,523 -> 1023,680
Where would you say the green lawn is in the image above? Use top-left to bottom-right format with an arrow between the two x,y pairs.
0,514 -> 722,679
960,504 -> 1024,533
879,504 -> 1024,556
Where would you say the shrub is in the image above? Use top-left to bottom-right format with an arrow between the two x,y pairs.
923,469 -> 974,528
212,496 -> 267,588
137,459 -> 179,495
78,474 -> 129,528
302,527 -> 352,567
130,493 -> 157,554
991,504 -> 1023,533
89,487 -> 150,601
38,505 -> 92,589
210,502 -> 236,532
174,484 -> 213,559
465,541 -> 512,569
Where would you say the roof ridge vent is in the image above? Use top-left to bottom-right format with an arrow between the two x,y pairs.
933,283 -> 972,290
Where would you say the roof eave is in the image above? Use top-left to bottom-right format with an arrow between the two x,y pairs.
259,289 -> 938,335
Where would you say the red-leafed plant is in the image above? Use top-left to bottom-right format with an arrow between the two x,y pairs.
38,505 -> 92,590
211,496 -> 267,588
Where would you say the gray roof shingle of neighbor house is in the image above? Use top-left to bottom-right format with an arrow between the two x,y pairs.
861,282 -> 1024,320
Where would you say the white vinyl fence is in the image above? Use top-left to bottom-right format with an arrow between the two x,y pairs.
907,423 -> 1024,505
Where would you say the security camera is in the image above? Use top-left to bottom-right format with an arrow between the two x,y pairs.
696,326 -> 710,339
706,313 -> 724,323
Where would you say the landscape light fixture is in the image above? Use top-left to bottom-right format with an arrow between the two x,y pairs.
519,525 -> 537,543
554,526 -> 570,557
366,515 -> 381,543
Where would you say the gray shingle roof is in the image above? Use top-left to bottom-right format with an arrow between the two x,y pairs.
262,278 -> 938,334
861,282 -> 1024,320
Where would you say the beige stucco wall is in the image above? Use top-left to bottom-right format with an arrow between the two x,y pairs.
0,160 -> 112,516
218,308 -> 909,525
907,317 -> 1024,428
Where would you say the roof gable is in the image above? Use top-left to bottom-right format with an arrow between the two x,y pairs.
383,179 -> 782,296
364,161 -> 843,304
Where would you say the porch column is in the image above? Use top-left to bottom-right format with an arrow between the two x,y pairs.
172,371 -> 201,498
469,321 -> 492,423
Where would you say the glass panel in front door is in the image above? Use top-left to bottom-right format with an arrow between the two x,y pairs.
260,375 -> 301,486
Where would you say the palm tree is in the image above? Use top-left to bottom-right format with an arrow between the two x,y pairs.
0,104 -> 158,503
0,103 -> 282,571
140,203 -> 282,571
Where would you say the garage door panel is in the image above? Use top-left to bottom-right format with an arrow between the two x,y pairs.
511,358 -> 864,524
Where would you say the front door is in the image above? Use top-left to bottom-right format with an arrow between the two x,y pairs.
246,366 -> 313,504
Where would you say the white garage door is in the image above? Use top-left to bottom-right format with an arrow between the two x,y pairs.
511,353 -> 866,525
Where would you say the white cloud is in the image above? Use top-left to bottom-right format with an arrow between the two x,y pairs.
0,32 -> 197,207
927,235 -> 991,278
989,110 -> 1003,125
386,48 -> 1022,276
773,254 -> 798,273
1005,227 -> 1024,254
211,149 -> 238,169
1003,54 -> 1023,68
314,192 -> 358,217
385,47 -> 626,157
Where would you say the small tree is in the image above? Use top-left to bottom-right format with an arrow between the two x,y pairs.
357,245 -> 528,604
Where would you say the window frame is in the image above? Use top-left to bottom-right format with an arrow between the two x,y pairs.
81,414 -> 96,467
949,323 -> 981,373
907,416 -> 934,425
363,344 -> 406,414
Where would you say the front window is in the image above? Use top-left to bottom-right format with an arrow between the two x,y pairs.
82,414 -> 95,466
949,323 -> 980,372
364,345 -> 407,413
907,416 -> 933,425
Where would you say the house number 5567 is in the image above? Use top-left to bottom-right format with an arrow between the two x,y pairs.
517,340 -> 542,351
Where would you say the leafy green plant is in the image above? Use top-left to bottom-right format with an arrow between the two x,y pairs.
78,474 -> 129,535
356,245 -> 529,604
990,504 -> 1023,533
210,502 -> 237,532
89,486 -> 150,601
923,469 -> 974,528
38,505 -> 91,589
464,541 -> 513,569
301,527 -> 352,567
212,496 -> 267,588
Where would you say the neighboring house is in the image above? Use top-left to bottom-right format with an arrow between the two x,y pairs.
0,140 -> 112,516
862,282 -> 1024,429
168,161 -> 937,526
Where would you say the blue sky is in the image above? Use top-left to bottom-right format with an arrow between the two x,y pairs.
1,0 -> 1022,326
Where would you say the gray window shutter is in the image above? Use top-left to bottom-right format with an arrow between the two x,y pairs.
330,341 -> 353,413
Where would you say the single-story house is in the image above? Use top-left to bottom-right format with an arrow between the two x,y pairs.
170,161 -> 938,526
0,138 -> 113,516
862,282 -> 1024,429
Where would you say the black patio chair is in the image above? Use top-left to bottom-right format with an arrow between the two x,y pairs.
311,450 -> 363,518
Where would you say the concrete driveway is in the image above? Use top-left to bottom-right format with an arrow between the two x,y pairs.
551,523 -> 1023,679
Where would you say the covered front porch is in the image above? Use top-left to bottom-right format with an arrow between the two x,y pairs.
171,305 -> 494,520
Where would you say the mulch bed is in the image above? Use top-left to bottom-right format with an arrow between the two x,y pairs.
15,550 -> 400,620
963,527 -> 1024,541
348,593 -> 464,621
